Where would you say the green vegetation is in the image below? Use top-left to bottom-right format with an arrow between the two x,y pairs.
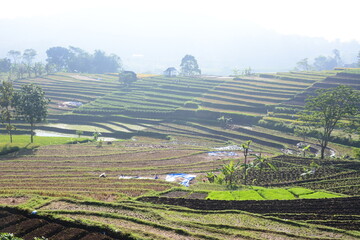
0,233 -> 47,240
287,187 -> 314,196
298,191 -> 341,199
14,84 -> 50,143
299,85 -> 360,159
257,188 -> 296,200
205,187 -> 342,201
0,135 -> 89,149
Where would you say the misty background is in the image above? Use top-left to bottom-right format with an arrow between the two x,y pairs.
1,0 -> 359,75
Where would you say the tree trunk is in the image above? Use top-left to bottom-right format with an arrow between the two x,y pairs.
7,116 -> 12,144
244,156 -> 247,185
30,122 -> 34,143
320,146 -> 325,159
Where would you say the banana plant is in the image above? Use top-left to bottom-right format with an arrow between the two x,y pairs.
302,144 -> 311,157
241,140 -> 252,185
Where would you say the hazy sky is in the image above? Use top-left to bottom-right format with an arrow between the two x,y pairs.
1,0 -> 359,74
2,0 -> 359,41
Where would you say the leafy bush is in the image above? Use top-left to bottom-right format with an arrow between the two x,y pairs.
273,107 -> 299,114
257,119 -> 295,133
353,148 -> 360,159
183,101 -> 199,109
0,144 -> 20,155
0,233 -> 22,240
0,234 -> 48,240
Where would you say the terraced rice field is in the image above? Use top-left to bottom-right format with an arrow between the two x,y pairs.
0,139 -> 233,200
0,207 -> 124,240
3,70 -> 360,239
284,71 -> 360,106
10,70 -> 360,158
197,71 -> 334,115
1,137 -> 360,239
34,198 -> 360,240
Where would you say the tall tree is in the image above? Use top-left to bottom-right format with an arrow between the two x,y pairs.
296,58 -> 311,71
46,47 -> 71,71
67,46 -> 92,73
0,81 -> 15,143
299,85 -> 360,159
7,50 -> 21,64
93,50 -> 121,73
14,84 -> 50,143
33,62 -> 45,77
180,55 -> 201,76
333,49 -> 342,67
23,49 -> 37,77
23,49 -> 37,64
0,58 -> 11,72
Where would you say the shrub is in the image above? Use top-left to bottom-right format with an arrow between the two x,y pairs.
183,101 -> 199,109
353,148 -> 360,159
0,144 -> 20,155
0,233 -> 22,240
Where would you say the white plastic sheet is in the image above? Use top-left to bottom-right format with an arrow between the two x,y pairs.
165,173 -> 196,187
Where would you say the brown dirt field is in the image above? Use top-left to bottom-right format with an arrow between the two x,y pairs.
0,152 -> 218,169
161,191 -> 190,198
0,142 -> 236,198
0,197 -> 29,205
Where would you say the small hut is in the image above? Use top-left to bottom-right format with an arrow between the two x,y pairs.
163,67 -> 178,77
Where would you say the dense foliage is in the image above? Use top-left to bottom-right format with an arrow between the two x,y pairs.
13,84 -> 50,143
299,85 -> 360,159
180,55 -> 201,76
46,46 -> 122,73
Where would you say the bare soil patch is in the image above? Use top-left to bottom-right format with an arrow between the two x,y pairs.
0,197 -> 29,205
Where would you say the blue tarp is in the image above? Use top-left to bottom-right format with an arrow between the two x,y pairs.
165,173 -> 196,187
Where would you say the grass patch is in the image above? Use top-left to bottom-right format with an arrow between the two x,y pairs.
298,191 -> 342,199
0,135 -> 89,147
207,191 -> 235,200
251,188 -> 296,200
205,187 -> 342,201
231,190 -> 265,200
287,187 -> 314,196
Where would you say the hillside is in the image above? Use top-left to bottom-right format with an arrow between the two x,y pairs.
2,70 -> 360,238
6,69 -> 360,156
7,70 -> 358,156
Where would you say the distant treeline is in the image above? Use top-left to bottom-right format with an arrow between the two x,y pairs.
0,46 -> 122,79
295,49 -> 360,71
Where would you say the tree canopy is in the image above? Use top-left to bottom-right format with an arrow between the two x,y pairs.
299,85 -> 360,159
180,55 -> 201,76
0,58 -> 11,72
46,46 -> 122,73
46,47 -> 71,71
14,84 -> 50,143
119,71 -> 137,87
0,81 -> 15,142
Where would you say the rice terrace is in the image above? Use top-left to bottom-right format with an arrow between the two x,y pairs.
0,62 -> 360,240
